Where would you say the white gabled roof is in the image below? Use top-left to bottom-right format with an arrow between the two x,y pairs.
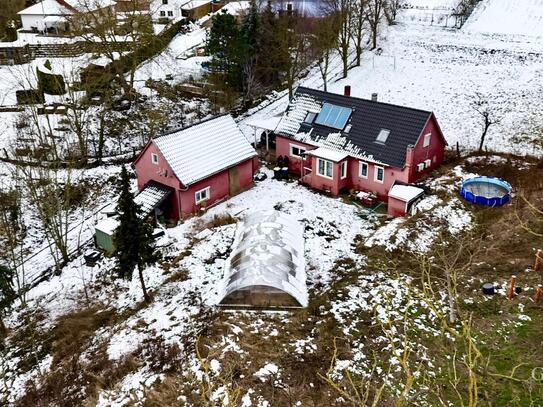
307,147 -> 348,162
153,114 -> 257,187
389,185 -> 424,202
18,0 -> 70,15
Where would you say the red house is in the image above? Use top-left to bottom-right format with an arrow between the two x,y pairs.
133,114 -> 258,220
274,87 -> 447,216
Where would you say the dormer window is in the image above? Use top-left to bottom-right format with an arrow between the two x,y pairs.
304,112 -> 316,123
375,129 -> 390,144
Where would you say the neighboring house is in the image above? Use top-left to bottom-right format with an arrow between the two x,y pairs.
201,1 -> 250,28
181,0 -> 212,20
133,114 -> 258,219
274,86 -> 446,214
17,0 -> 116,33
150,0 -> 186,22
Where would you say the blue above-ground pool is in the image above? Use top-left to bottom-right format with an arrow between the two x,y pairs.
460,176 -> 512,206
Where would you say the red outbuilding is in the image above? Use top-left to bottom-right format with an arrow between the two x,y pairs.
274,86 -> 447,216
133,114 -> 258,220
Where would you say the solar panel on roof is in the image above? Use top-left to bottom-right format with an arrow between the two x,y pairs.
314,103 -> 352,130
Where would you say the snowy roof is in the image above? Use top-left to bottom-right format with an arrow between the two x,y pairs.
152,114 -> 257,186
43,15 -> 68,24
389,184 -> 424,202
18,0 -> 114,14
134,182 -> 173,218
18,0 -> 70,15
307,147 -> 348,162
245,116 -> 282,132
181,0 -> 211,10
276,87 -> 437,168
95,217 -> 119,235
218,211 -> 308,308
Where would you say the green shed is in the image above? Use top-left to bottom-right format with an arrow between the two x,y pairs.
94,218 -> 119,254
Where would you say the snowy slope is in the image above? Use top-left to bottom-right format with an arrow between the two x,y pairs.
464,0 -> 543,38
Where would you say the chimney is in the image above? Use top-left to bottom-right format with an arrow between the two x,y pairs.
371,93 -> 378,102
343,85 -> 351,97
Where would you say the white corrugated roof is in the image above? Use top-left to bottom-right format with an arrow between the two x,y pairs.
134,183 -> 172,217
153,115 -> 257,186
389,185 -> 424,202
307,147 -> 348,162
18,0 -> 70,15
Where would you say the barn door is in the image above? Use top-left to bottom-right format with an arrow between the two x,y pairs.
229,166 -> 240,196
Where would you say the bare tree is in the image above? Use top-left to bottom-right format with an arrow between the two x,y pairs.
471,92 -> 502,152
324,0 -> 353,79
384,0 -> 402,23
312,15 -> 338,91
366,0 -> 386,50
350,0 -> 367,67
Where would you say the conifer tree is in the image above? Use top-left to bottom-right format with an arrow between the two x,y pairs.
114,166 -> 158,302
0,264 -> 15,338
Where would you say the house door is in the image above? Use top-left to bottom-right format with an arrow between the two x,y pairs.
229,166 -> 240,196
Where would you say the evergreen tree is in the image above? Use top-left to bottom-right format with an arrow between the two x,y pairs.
113,166 -> 158,302
0,264 -> 16,338
240,0 -> 260,55
206,11 -> 247,92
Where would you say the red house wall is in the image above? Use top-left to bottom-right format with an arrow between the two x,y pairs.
276,136 -> 315,175
407,114 -> 446,183
133,140 -> 183,219
387,196 -> 408,217
134,140 -> 256,220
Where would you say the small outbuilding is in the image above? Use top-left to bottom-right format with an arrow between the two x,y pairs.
94,217 -> 119,254
387,184 -> 424,217
217,211 -> 308,309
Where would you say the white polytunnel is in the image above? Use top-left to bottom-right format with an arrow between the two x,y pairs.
217,210 -> 308,308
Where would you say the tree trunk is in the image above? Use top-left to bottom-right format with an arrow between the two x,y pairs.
0,316 -> 7,339
372,26 -> 378,49
342,44 -> 348,78
446,270 -> 456,324
138,263 -> 150,303
478,119 -> 490,152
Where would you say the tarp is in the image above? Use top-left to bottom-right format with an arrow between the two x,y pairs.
218,210 -> 308,308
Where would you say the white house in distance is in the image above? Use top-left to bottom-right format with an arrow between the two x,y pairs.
17,0 -> 116,33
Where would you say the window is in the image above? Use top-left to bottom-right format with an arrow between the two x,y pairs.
167,10 -> 173,16
375,129 -> 390,144
290,144 -> 306,157
315,103 -> 352,130
359,161 -> 368,178
162,0 -> 168,4
304,112 -> 316,123
374,166 -> 384,183
151,153 -> 158,164
160,10 -> 165,16
423,133 -> 431,147
195,187 -> 210,204
340,161 -> 347,179
344,123 -> 352,133
317,158 -> 333,179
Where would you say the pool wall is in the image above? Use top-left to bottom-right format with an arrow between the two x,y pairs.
460,176 -> 512,207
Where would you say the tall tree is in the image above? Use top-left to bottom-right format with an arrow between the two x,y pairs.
314,14 -> 339,91
206,11 -> 247,92
366,0 -> 386,50
113,166 -> 158,302
0,264 -> 16,338
240,0 -> 261,101
326,0 -> 352,78
351,0 -> 367,66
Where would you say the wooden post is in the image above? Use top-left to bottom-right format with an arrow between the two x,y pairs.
266,131 -> 269,151
507,275 -> 516,300
534,285 -> 542,304
533,249 -> 542,272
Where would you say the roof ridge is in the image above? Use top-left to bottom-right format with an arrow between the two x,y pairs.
154,113 -> 232,140
295,86 -> 433,116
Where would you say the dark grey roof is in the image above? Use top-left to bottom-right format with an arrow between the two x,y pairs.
289,87 -> 435,168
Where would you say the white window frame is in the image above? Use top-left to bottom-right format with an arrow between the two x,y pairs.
317,158 -> 333,179
289,143 -> 306,158
195,186 -> 210,204
374,165 -> 384,183
423,132 -> 431,147
167,10 -> 173,16
151,153 -> 158,165
359,161 -> 368,179
340,161 -> 347,179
